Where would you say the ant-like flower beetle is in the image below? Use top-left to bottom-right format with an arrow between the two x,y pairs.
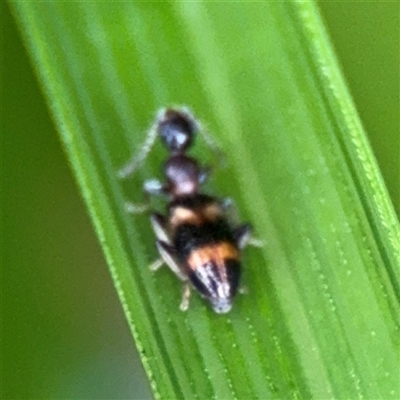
119,107 -> 259,314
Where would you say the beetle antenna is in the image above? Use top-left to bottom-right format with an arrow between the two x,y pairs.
117,119 -> 159,179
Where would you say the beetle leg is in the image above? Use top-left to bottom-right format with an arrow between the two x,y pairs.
238,285 -> 249,295
155,240 -> 187,281
144,178 -> 169,197
149,258 -> 164,271
221,197 -> 241,225
199,165 -> 212,184
247,237 -> 264,247
124,201 -> 150,214
123,178 -> 168,214
179,282 -> 192,311
234,223 -> 264,249
234,223 -> 253,249
150,213 -> 171,244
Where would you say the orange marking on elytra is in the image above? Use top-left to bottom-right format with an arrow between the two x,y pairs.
170,203 -> 223,229
187,242 -> 239,271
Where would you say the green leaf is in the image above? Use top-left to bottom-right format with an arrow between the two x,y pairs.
11,1 -> 399,399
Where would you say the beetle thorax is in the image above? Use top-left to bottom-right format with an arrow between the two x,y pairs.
164,155 -> 201,197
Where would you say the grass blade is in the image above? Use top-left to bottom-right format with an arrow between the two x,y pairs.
11,1 -> 399,398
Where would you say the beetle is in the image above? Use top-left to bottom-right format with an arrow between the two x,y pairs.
120,107 -> 257,313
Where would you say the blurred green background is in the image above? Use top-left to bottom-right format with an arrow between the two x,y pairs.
2,2 -> 398,399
